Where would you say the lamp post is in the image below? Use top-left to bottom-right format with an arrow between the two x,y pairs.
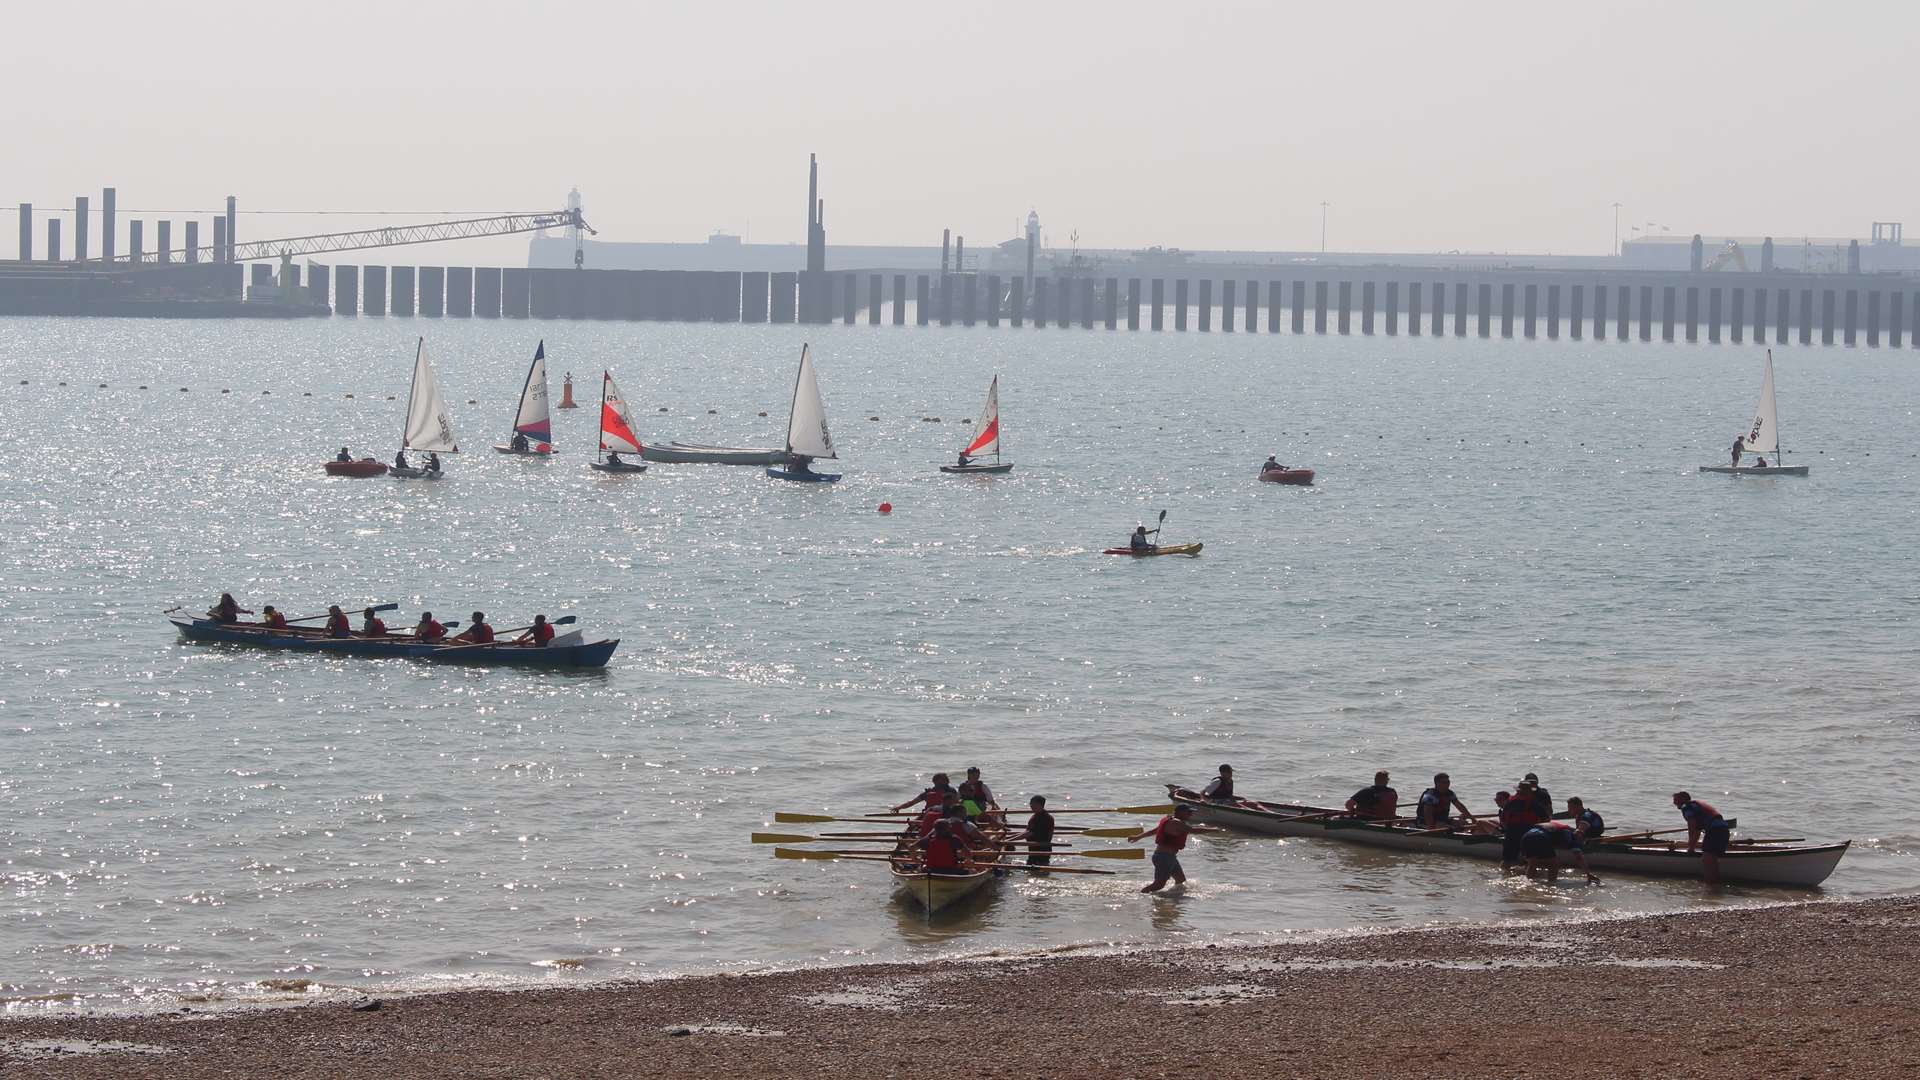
1611,202 -> 1623,256
1319,201 -> 1330,254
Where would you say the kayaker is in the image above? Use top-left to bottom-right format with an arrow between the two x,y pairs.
207,593 -> 249,624
1415,773 -> 1474,829
1346,771 -> 1399,820
1129,525 -> 1155,553
336,447 -> 352,463
1021,795 -> 1056,868
259,605 -> 288,630
891,773 -> 958,815
1673,791 -> 1732,886
956,767 -> 999,819
1520,820 -> 1600,885
511,432 -> 530,453
1202,764 -> 1236,803
1566,797 -> 1604,841
513,614 -> 556,647
394,449 -> 410,471
1729,435 -> 1745,468
323,605 -> 352,638
1129,804 -> 1195,894
452,612 -> 494,644
413,612 -> 447,643
1521,773 -> 1554,819
918,819 -> 970,877
360,607 -> 388,637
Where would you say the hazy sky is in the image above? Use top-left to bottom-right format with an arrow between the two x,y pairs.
6,1 -> 1917,265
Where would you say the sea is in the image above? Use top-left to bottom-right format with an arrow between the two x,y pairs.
0,312 -> 1914,1014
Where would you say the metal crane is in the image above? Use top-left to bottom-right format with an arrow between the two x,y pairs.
110,208 -> 596,266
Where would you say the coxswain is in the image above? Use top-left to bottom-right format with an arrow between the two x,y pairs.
1129,804 -> 1196,894
511,432 -> 530,453
336,447 -> 352,463
1519,820 -> 1600,885
1201,764 -> 1236,803
1346,771 -> 1399,821
956,767 -> 999,819
1415,773 -> 1474,829
514,614 -> 556,647
1566,797 -> 1604,842
1521,773 -> 1554,819
323,605 -> 351,638
259,605 -> 288,630
890,773 -> 958,815
1129,524 -> 1155,552
360,607 -> 388,637
207,593 -> 248,624
1673,791 -> 1732,886
1020,795 -> 1056,868
413,611 -> 447,643
917,819 -> 971,877
452,611 -> 494,644
394,449 -> 410,471
1729,435 -> 1745,468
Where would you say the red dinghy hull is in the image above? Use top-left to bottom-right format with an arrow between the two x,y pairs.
1258,468 -> 1314,485
325,459 -> 389,477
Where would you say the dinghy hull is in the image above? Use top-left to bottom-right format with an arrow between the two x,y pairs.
1698,465 -> 1810,476
939,463 -> 1013,475
1258,468 -> 1315,485
767,467 -> 841,483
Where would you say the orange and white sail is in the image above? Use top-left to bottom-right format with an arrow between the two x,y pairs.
598,370 -> 644,455
961,374 -> 1002,460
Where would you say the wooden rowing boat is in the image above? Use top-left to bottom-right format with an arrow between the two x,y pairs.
171,619 -> 618,669
888,832 -> 1008,913
1167,787 -> 1847,887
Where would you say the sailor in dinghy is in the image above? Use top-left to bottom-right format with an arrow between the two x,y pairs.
1699,350 -> 1810,477
495,342 -> 556,455
767,344 -> 842,483
391,338 -> 460,479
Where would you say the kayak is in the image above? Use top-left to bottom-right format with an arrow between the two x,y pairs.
1103,542 -> 1203,557
767,466 -> 842,483
1258,468 -> 1315,485
324,459 -> 388,478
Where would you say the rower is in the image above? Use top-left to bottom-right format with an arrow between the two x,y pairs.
1346,771 -> 1399,821
1201,764 -> 1236,803
394,449 -> 410,471
1519,820 -> 1600,885
891,773 -> 958,816
207,593 -> 248,625
1129,804 -> 1195,894
360,607 -> 388,637
1521,772 -> 1554,819
413,611 -> 447,643
1021,795 -> 1056,868
956,767 -> 999,819
1566,797 -> 1604,842
514,614 -> 556,647
323,605 -> 351,638
259,605 -> 288,630
1415,773 -> 1474,829
1129,524 -> 1155,552
452,611 -> 494,644
1673,791 -> 1732,886
917,819 -> 971,877
511,432 -> 530,452
1262,455 -> 1283,473
336,447 -> 352,463
943,802 -> 992,848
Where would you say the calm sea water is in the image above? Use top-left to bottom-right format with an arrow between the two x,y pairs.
1,313 -> 1915,1013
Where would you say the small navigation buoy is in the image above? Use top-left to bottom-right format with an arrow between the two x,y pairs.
557,372 -> 579,409
262,390 -> 271,395
386,395 -> 394,400
139,385 -> 148,390
758,411 -> 768,417
17,379 -> 26,385
658,407 -> 668,413
868,415 -> 879,421
58,381 -> 67,387
302,392 -> 311,396
708,409 -> 717,414
180,387 -> 188,392
345,393 -> 354,398
221,388 -> 230,394
99,383 -> 107,388
878,501 -> 893,514
467,399 -> 477,404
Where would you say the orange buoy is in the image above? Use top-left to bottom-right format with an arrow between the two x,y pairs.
878,501 -> 893,514
558,372 -> 579,409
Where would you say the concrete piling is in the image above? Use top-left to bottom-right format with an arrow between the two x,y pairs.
184,221 -> 199,264
1660,286 -> 1675,342
1128,278 -> 1142,330
1221,280 -> 1235,332
75,196 -> 89,261
1775,288 -> 1789,344
1565,285 -> 1578,340
156,221 -> 169,265
1291,282 -> 1306,333
1548,284 -> 1562,339
1033,277 -> 1050,327
1797,290 -> 1812,345
768,272 -> 795,323
1477,283 -> 1492,337
916,275 -> 931,326
1245,278 -> 1257,332
419,267 -> 445,316
309,264 -> 330,308
101,188 -> 115,262
938,273 -> 952,326
364,266 -> 388,316
1059,279 -> 1073,329
1011,277 -> 1026,327
1684,286 -> 1699,342
1635,286 -> 1649,341
1408,282 -> 1421,335
498,268 -> 529,318
1267,281 -> 1281,333
473,267 -> 501,317
47,219 -> 62,262
1080,278 -> 1094,329
1106,277 -> 1120,330
1523,283 -> 1537,338
16,204 -> 29,261
248,264 -> 271,293
446,267 -> 472,316
1891,293 -> 1904,348
1729,288 -> 1743,343
842,273 -> 856,325
869,274 -> 883,326
1706,288 -> 1721,343
391,266 -> 415,316
225,197 -> 237,263
962,274 -> 977,326
1174,280 -> 1189,330
1360,281 -> 1374,335
1866,291 -> 1879,347
985,275 -> 999,327
893,274 -> 907,325
1384,281 -> 1398,335
1750,287 -> 1765,343
1337,281 -> 1351,334
336,265 -> 359,315
1313,282 -> 1327,333
1151,279 -> 1165,330
212,218 -> 226,263
1502,283 -> 1516,338
1198,279 -> 1212,331
1839,290 -> 1852,346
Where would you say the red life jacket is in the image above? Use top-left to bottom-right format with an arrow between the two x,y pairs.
532,622 -> 555,645
915,809 -> 944,836
1153,817 -> 1189,852
326,613 -> 351,636
262,613 -> 287,629
363,617 -> 386,636
470,623 -> 494,643
924,834 -> 964,871
419,620 -> 446,642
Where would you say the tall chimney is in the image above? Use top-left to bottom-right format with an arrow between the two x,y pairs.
102,188 -> 116,261
75,196 -> 89,261
941,229 -> 951,276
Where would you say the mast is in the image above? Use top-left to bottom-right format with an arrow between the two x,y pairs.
1771,350 -> 1786,467
399,337 -> 422,451
785,344 -> 807,454
597,369 -> 609,461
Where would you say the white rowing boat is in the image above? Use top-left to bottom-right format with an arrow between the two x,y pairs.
1168,787 -> 1846,887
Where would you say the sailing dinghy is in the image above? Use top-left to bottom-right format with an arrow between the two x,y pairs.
494,341 -> 555,455
590,370 -> 649,473
766,344 -> 842,483
391,338 -> 459,479
940,374 -> 1012,474
1699,349 -> 1810,476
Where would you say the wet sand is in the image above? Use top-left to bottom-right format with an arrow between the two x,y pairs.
6,894 -> 1918,1079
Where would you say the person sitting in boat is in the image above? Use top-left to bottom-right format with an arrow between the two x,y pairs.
323,605 -> 352,638
1415,773 -> 1474,829
1202,764 -> 1236,803
606,451 -> 623,467
413,611 -> 447,643
943,802 -> 993,849
360,607 -> 388,637
1519,774 -> 1553,819
336,447 -> 352,463
1754,456 -> 1768,468
917,819 -> 972,877
1519,820 -> 1600,885
513,614 -> 556,647
957,767 -> 999,820
1346,771 -> 1398,821
1019,795 -> 1056,868
1673,791 -> 1732,886
1566,797 -> 1604,842
1262,455 -> 1286,474
788,454 -> 814,476
511,432 -> 530,453
426,452 -> 441,473
1129,525 -> 1154,552
452,611 -> 494,644
1730,435 -> 1745,468
394,449 -> 410,471
890,773 -> 958,816
206,593 -> 249,624
956,452 -> 973,468
259,605 -> 288,630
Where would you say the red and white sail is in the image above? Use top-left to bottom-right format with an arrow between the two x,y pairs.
511,341 -> 553,448
598,370 -> 644,455
962,374 -> 1002,459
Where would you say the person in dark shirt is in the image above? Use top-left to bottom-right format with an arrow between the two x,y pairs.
1520,821 -> 1599,885
1730,435 -> 1745,468
336,447 -> 352,463
206,593 -> 248,624
1202,764 -> 1236,803
1129,524 -> 1154,552
1346,771 -> 1399,820
1022,795 -> 1057,868
1521,773 -> 1553,819
1673,791 -> 1732,886
1566,796 -> 1604,842
1415,773 -> 1474,829
891,773 -> 957,815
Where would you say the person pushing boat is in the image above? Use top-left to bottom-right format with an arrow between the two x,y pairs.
412,612 -> 447,643
1130,804 -> 1196,893
1499,781 -> 1550,871
513,614 -> 556,647
360,607 -> 388,637
1674,791 -> 1732,886
1346,771 -> 1399,820
1415,773 -> 1475,829
1521,772 -> 1554,819
452,611 -> 494,644
207,593 -> 249,625
1519,820 -> 1600,885
1566,796 -> 1604,841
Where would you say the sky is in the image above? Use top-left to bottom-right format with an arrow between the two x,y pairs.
4,0 -> 1917,266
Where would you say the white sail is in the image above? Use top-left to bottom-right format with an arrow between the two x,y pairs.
511,341 -> 552,444
1743,352 -> 1780,455
402,338 -> 460,453
783,343 -> 836,459
962,374 -> 1002,459
598,370 -> 645,455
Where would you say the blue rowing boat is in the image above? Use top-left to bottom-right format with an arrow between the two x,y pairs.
170,619 -> 619,669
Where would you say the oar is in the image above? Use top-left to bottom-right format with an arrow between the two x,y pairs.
433,615 -> 579,652
797,847 -> 1142,861
285,603 -> 398,625
752,832 -> 1077,847
1731,837 -> 1804,845
772,849 -> 1116,876
858,804 -> 1172,820
1589,822 -> 1737,847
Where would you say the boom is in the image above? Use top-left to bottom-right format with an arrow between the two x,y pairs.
111,209 -> 595,264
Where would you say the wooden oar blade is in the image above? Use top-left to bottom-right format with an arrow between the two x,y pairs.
773,812 -> 837,824
751,832 -> 817,844
1071,848 -> 1145,860
773,848 -> 841,860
